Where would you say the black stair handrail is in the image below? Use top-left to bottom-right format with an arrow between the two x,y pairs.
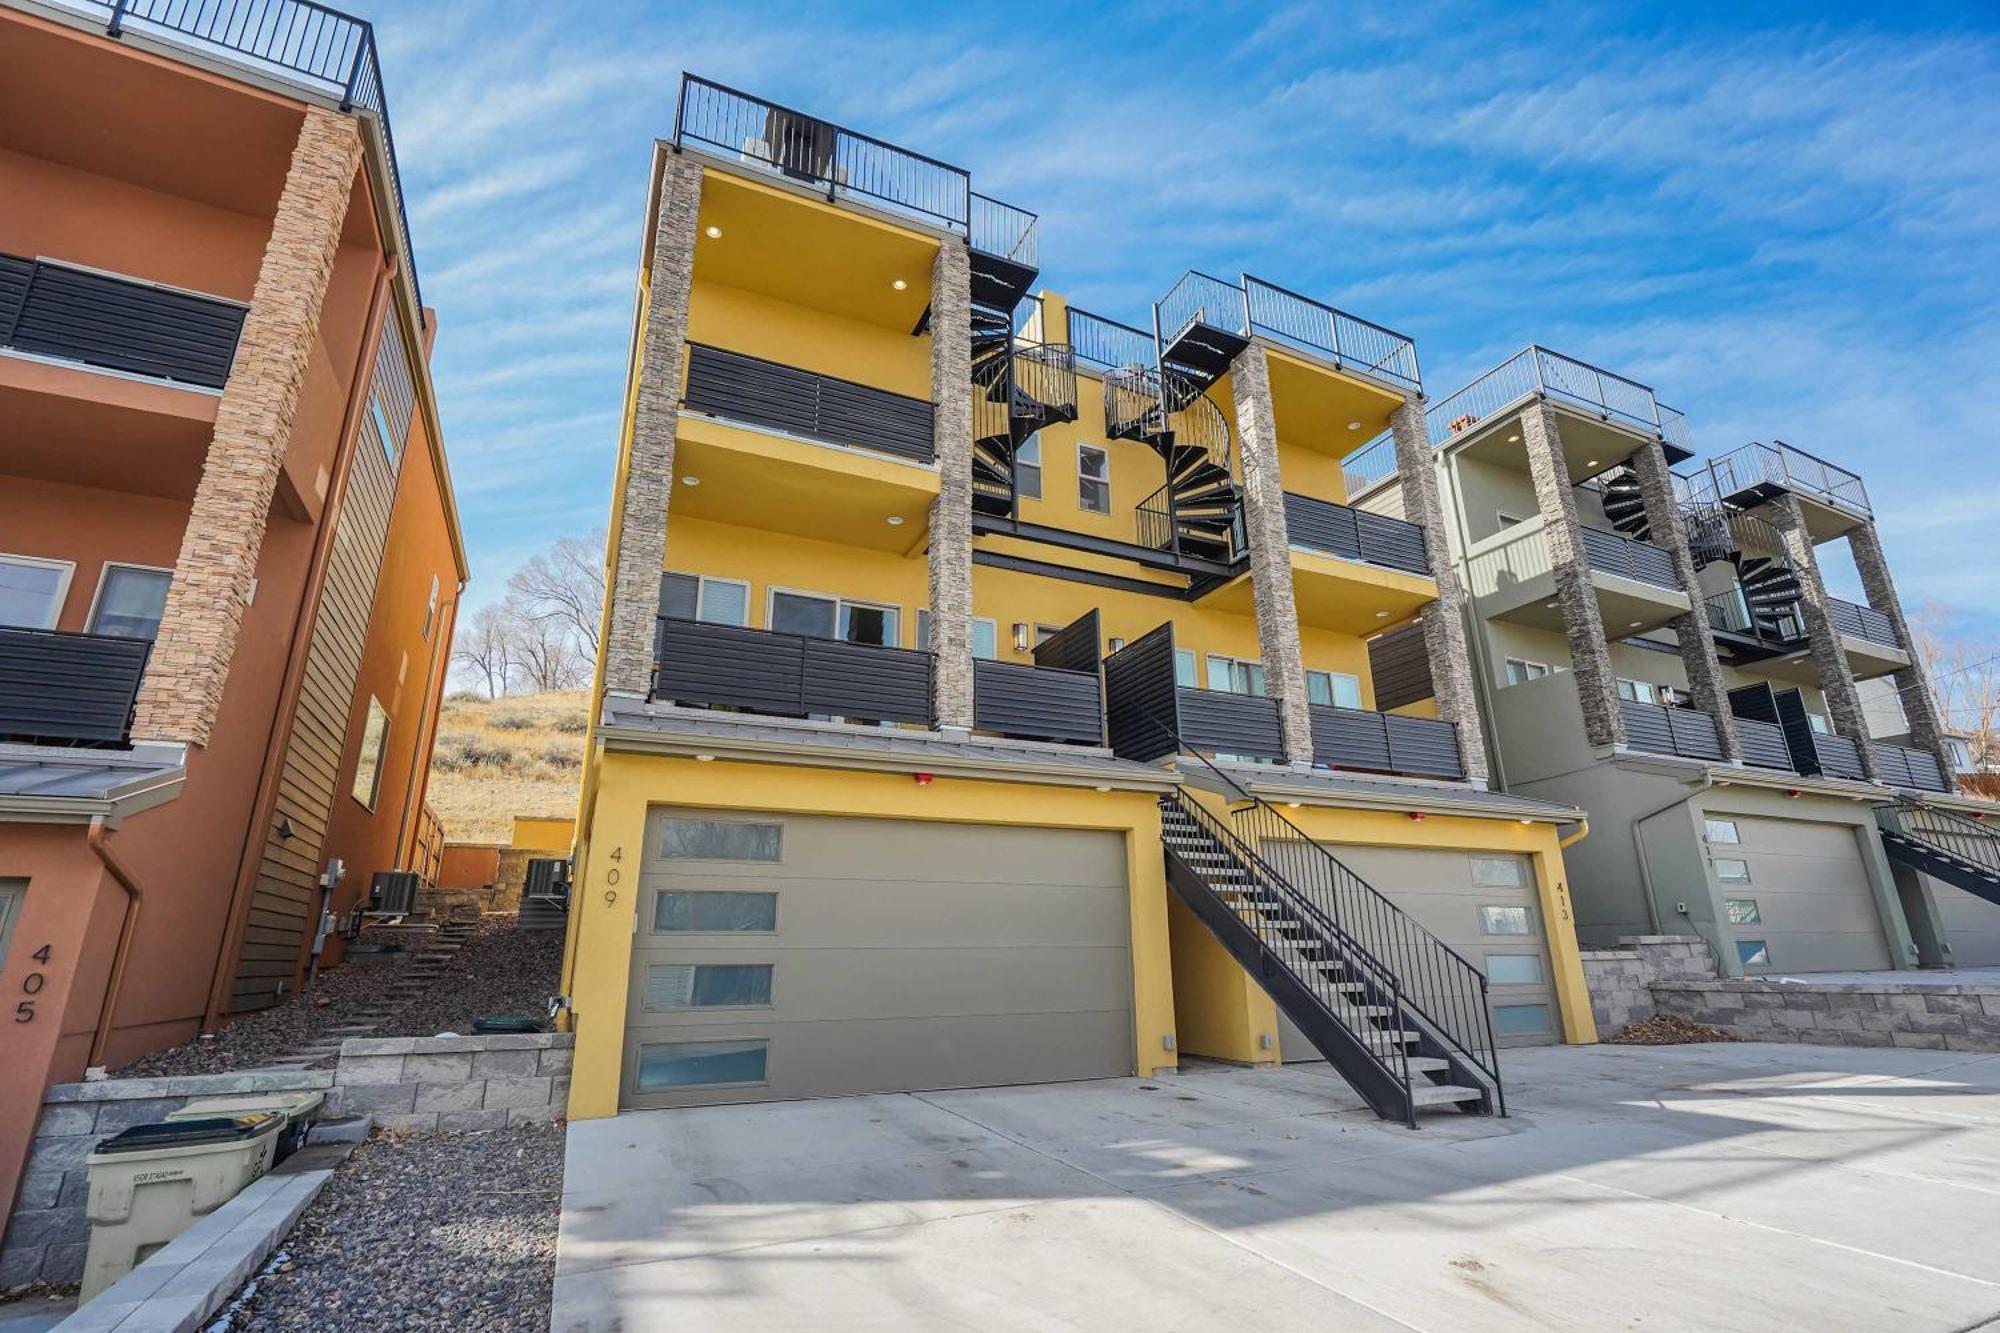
1137,710 -> 1505,1112
1878,798 -> 2000,878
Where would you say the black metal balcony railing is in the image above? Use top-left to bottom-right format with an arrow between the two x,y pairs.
1828,597 -> 1900,649
1684,440 -> 1871,520
0,626 -> 152,747
1800,730 -> 1869,782
1284,493 -> 1430,577
1310,705 -> 1464,781
1875,743 -> 1949,793
1157,271 -> 1247,349
85,0 -> 423,320
683,343 -> 934,463
1620,697 -> 1725,762
674,74 -> 971,233
1067,308 -> 1155,373
1577,525 -> 1680,590
653,617 -> 933,726
1243,276 -> 1420,392
1735,717 -> 1797,772
0,253 -> 246,390
969,194 -> 1037,267
972,658 -> 1102,746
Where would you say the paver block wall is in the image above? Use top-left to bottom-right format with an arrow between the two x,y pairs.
1651,982 -> 2000,1052
1579,935 -> 1719,1034
1,1071 -> 331,1288
327,1034 -> 573,1132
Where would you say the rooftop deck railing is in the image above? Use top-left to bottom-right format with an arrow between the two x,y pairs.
1686,440 -> 1871,520
1341,433 -> 1400,497
674,74 -> 972,233
1157,270 -> 1247,347
969,194 -> 1037,266
1427,346 -> 1664,448
86,0 -> 424,321
1068,307 -> 1156,373
1243,276 -> 1420,392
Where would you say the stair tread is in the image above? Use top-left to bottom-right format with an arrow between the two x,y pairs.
1412,1083 -> 1488,1106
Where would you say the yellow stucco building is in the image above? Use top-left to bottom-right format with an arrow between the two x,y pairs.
560,73 -> 1597,1130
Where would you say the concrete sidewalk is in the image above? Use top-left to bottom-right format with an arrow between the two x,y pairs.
554,1043 -> 2000,1331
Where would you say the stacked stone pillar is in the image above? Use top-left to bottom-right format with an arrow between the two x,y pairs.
1769,494 -> 1879,780
134,108 -> 363,746
1228,345 -> 1313,765
1388,400 -> 1490,785
1847,523 -> 1956,789
1628,441 -> 1741,762
1519,403 -> 1624,748
925,241 -> 976,731
603,153 -> 703,699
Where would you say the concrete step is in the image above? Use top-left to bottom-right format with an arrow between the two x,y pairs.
1413,1083 -> 1488,1107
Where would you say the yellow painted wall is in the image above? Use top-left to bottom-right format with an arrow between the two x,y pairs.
511,816 -> 576,851
564,751 -> 1182,1120
1167,895 -> 1280,1065
686,277 -> 930,399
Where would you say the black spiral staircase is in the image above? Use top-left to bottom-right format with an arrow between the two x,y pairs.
1106,364 -> 1242,561
971,305 -> 1079,518
1598,465 -> 1804,652
1877,799 -> 2000,909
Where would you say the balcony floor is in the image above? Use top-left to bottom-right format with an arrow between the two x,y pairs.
1479,568 -> 1690,636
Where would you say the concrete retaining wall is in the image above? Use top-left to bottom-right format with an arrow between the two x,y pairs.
1651,981 -> 2000,1052
325,1033 -> 572,1132
1579,934 -> 1720,1035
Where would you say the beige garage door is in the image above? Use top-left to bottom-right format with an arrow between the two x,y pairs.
1706,814 -> 1889,974
622,809 -> 1133,1110
1263,844 -> 1559,1055
1931,874 -> 2000,968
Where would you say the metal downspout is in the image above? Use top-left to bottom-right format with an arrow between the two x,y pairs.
85,817 -> 143,1070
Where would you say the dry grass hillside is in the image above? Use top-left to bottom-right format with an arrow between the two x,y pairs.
426,689 -> 590,844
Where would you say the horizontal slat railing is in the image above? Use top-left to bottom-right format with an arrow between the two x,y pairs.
683,343 -> 934,462
1620,697 -> 1724,761
1874,743 -> 1949,792
1309,705 -> 1464,780
0,627 -> 151,746
1808,731 -> 1869,782
1735,717 -> 1796,772
674,74 -> 970,232
973,659 -> 1102,745
1283,493 -> 1429,576
1828,597 -> 1900,649
651,618 -> 932,726
1578,525 -> 1680,590
1176,687 -> 1285,762
1242,276 -> 1419,391
0,253 -> 246,389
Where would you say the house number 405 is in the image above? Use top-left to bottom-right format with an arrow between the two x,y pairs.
15,944 -> 51,1023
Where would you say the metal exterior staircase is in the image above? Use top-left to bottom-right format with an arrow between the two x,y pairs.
971,305 -> 1078,517
1108,364 -> 1242,562
1878,799 -> 2000,908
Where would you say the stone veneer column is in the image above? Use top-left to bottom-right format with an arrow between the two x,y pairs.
1388,400 -> 1489,785
1769,494 -> 1879,780
1629,441 -> 1742,762
134,108 -> 364,747
1229,344 -> 1312,765
1519,403 -> 1623,748
603,153 -> 703,699
1848,522 -> 1956,788
926,240 -> 975,731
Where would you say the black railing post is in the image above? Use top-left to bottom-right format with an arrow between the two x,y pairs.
106,0 -> 129,38
341,26 -> 369,112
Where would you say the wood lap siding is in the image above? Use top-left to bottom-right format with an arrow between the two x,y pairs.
231,319 -> 412,1012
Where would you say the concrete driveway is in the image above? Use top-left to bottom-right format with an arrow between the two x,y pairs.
553,1044 -> 2000,1331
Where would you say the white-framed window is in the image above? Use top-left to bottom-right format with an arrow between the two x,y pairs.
0,880 -> 24,973
1704,818 -> 1741,845
1471,856 -> 1527,889
1713,858 -> 1751,884
1616,678 -> 1658,704
1016,434 -> 1042,499
370,392 -> 401,466
1206,655 -> 1265,696
86,563 -> 172,640
1807,711 -> 1831,735
0,554 -> 74,630
422,574 -> 441,641
1077,444 -> 1111,514
660,572 -> 749,627
768,588 -> 899,647
1173,648 -> 1198,687
915,610 -> 997,658
1307,670 -> 1363,709
350,697 -> 390,810
1505,658 -> 1551,685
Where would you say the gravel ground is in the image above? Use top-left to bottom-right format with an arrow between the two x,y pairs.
116,920 -> 563,1078
217,1123 -> 565,1332
1608,1013 -> 1742,1044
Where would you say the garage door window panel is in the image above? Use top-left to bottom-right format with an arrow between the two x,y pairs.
1725,898 -> 1761,925
660,818 -> 782,863
1705,818 -> 1740,845
1713,858 -> 1751,884
653,890 -> 779,933
1737,939 -> 1771,967
1479,905 -> 1533,936
1470,857 -> 1526,889
1486,954 -> 1543,985
644,963 -> 774,1010
636,1040 -> 769,1091
1494,1003 -> 1551,1037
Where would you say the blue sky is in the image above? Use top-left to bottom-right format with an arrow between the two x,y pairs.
366,0 -> 2000,643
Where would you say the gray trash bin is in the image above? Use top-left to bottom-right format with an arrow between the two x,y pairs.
167,1089 -> 325,1162
80,1112 -> 282,1303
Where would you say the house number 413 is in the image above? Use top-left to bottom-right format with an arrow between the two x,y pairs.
15,944 -> 51,1023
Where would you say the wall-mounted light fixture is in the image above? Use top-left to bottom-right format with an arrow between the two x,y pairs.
1013,622 -> 1030,652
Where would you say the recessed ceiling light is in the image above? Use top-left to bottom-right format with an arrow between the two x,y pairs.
892,278 -> 908,291
1507,434 -> 1520,443
1286,801 -> 1303,809
694,753 -> 714,762
704,225 -> 722,239
1347,421 -> 1362,431
1586,459 -> 1599,467
1544,600 -> 1560,608
1375,610 -> 1391,618
1628,621 -> 1643,628
1095,784 -> 1112,793
680,476 -> 700,486
886,515 -> 905,526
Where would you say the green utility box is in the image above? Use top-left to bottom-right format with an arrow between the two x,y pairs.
79,1112 -> 282,1303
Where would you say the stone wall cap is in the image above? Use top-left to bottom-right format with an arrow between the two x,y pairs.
1650,978 -> 2000,996
338,1033 -> 573,1057
45,1070 -> 332,1103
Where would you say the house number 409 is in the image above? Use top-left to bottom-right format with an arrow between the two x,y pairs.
15,944 -> 51,1023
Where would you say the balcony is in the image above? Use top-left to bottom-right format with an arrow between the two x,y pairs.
1155,271 -> 1251,385
1464,517 -> 1689,635
1425,346 -> 1693,476
0,626 -> 151,748
651,618 -> 1104,745
1,253 -> 245,390
1746,593 -> 1911,687
1283,494 -> 1428,575
1734,716 -> 1796,772
1729,682 -> 1867,782
675,343 -> 939,549
1619,697 -> 1726,763
1875,742 -> 1950,793
1309,705 -> 1464,781
1682,441 -> 1871,540
1242,276 -> 1420,394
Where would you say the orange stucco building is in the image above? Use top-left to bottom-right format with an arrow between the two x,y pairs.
0,1 -> 466,1277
